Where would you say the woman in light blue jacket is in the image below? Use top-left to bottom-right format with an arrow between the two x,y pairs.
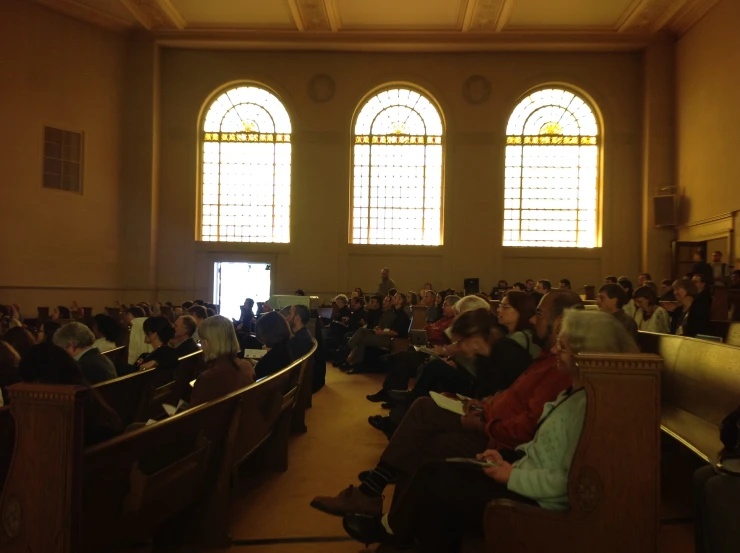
342,309 -> 638,552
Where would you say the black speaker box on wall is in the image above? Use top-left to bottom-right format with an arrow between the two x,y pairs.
654,194 -> 677,227
464,278 -> 480,295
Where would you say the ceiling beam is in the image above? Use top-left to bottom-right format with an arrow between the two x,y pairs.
467,0 -> 509,32
26,0 -> 135,31
286,0 -> 305,31
495,0 -> 515,32
667,0 -> 721,36
325,0 -> 340,32
153,29 -> 655,53
617,0 -> 677,33
118,0 -> 184,30
461,0 -> 477,32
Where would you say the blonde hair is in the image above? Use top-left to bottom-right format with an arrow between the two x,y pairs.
198,315 -> 240,362
334,294 -> 349,305
453,295 -> 490,315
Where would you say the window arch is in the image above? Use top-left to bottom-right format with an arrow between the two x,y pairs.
351,87 -> 443,245
200,85 -> 291,243
504,87 -> 600,248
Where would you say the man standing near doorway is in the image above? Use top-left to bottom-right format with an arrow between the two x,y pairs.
710,251 -> 731,285
377,267 -> 397,297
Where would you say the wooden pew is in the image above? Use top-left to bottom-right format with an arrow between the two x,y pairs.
290,339 -> 317,434
0,344 -> 317,553
102,344 -> 128,374
637,331 -> 740,461
410,305 -> 427,330
0,407 -> 13,493
485,352 -> 663,553
93,367 -> 167,426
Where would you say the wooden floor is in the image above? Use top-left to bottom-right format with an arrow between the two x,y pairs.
205,366 -> 695,553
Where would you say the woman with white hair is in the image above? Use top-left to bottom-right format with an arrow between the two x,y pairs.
344,309 -> 639,551
190,315 -> 255,406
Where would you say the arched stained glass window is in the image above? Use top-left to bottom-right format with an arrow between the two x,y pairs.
201,85 -> 291,243
352,87 -> 443,245
504,88 -> 600,248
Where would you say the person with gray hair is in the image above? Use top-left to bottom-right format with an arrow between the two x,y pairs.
53,322 -> 117,384
338,309 -> 638,551
190,315 -> 255,406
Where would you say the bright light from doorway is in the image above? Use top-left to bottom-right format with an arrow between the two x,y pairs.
213,262 -> 271,321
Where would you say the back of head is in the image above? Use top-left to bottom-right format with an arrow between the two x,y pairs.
58,306 -> 71,319
256,311 -> 291,348
605,276 -> 618,284
138,303 -> 153,317
451,308 -> 495,341
188,305 -> 208,321
126,306 -> 146,319
94,314 -> 120,342
454,295 -> 490,315
560,310 -> 638,354
618,277 -> 634,297
52,322 -> 95,351
546,289 -> 585,320
143,316 -> 175,343
599,283 -> 627,309
40,321 -> 61,343
444,295 -> 461,307
295,289 -> 305,296
673,279 -> 698,297
206,307 -> 216,318
182,301 -> 194,310
293,304 -> 310,325
177,315 -> 197,337
2,327 -> 36,358
279,306 -> 292,317
539,279 -> 552,291
19,342 -> 86,385
198,315 -> 240,361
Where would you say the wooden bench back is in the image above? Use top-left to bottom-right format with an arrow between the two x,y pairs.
102,345 -> 128,374
0,406 -> 13,493
485,353 -> 663,553
410,305 -> 427,330
93,368 -> 163,426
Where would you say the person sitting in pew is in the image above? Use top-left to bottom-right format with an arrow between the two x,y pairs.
19,343 -> 122,445
36,320 -> 60,344
171,315 -> 199,358
288,304 -> 314,359
137,316 -> 178,372
187,305 -> 208,343
236,297 -> 256,332
125,306 -> 152,365
50,305 -> 71,321
254,312 -> 295,380
1,327 -> 36,358
311,291 -> 583,518
633,285 -> 671,334
92,314 -> 120,353
190,315 -> 255,407
596,284 -> 638,340
659,278 -> 677,301
340,310 -> 639,552
671,279 -> 711,337
53,322 -> 117,384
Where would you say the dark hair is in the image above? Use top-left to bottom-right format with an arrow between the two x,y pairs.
407,292 -> 418,305
293,304 -> 310,325
0,341 -> 21,404
661,279 -> 673,287
692,273 -> 709,284
256,311 -> 291,348
0,305 -> 8,318
177,315 -> 197,337
182,301 -> 194,310
451,308 -> 495,341
639,272 -> 652,280
732,270 -> 740,278
633,286 -> 657,306
206,307 -> 216,318
599,284 -> 627,309
244,298 -> 254,308
19,342 -> 85,385
57,305 -> 71,319
605,275 -> 618,284
351,296 -> 365,308
2,327 -> 36,358
538,279 -> 552,292
617,277 -> 634,300
673,279 -> 698,297
559,279 -> 571,288
165,301 -> 174,307
143,316 -> 175,343
394,293 -> 408,309
126,306 -> 145,319
193,300 -> 205,306
137,304 -> 152,317
370,295 -> 383,305
512,282 -> 525,291
188,305 -> 208,320
93,314 -> 120,343
295,289 -> 305,296
502,291 -> 536,333
388,288 -> 398,296
39,320 -> 61,343
547,289 -> 585,320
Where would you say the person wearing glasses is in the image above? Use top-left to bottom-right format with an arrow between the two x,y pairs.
341,309 -> 639,552
310,290 -> 583,521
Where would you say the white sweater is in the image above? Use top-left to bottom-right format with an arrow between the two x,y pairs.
634,306 -> 671,334
508,388 -> 587,510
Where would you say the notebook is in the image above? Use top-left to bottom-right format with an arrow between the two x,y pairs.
430,391 -> 465,416
243,348 -> 268,360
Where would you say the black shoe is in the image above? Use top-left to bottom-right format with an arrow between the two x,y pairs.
368,415 -> 396,439
381,402 -> 392,410
366,390 -> 389,403
358,469 -> 398,485
342,513 -> 392,546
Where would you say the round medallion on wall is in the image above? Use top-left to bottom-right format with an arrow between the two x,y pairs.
462,75 -> 491,105
308,74 -> 336,103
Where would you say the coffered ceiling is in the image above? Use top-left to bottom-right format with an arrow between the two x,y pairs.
24,0 -> 722,50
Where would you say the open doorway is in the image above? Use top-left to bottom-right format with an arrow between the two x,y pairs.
213,262 -> 271,321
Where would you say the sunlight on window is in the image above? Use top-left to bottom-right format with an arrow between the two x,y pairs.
352,88 -> 443,245
201,86 -> 291,243
504,88 -> 599,248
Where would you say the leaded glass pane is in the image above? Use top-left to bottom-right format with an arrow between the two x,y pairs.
352,87 -> 443,245
201,86 -> 291,243
503,88 -> 599,248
